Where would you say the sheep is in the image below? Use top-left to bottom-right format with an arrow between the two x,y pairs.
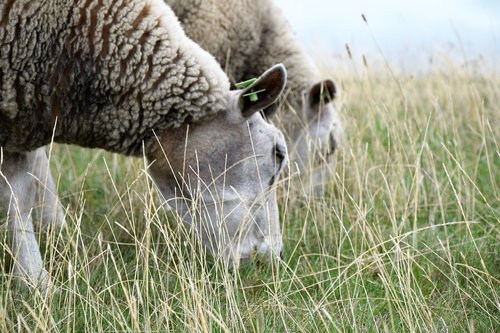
165,0 -> 344,192
0,0 -> 289,289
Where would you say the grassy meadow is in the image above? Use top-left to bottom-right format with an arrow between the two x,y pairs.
0,57 -> 498,332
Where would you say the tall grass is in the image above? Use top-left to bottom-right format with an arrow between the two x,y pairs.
0,57 -> 498,332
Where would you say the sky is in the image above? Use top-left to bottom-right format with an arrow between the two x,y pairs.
273,0 -> 500,71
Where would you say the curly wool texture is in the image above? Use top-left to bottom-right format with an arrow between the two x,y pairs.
0,0 -> 229,155
166,0 -> 323,114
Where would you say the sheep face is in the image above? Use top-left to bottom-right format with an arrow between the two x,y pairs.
292,79 -> 343,193
148,65 -> 288,265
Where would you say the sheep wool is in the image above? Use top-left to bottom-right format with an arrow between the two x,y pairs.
0,0 -> 230,155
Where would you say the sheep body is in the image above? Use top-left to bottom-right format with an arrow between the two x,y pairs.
1,0 -> 229,155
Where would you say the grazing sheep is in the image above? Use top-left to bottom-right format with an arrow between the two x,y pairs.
0,0 -> 288,289
166,0 -> 344,192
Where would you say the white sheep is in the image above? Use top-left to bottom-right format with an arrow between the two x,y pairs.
0,0 -> 288,289
166,0 -> 344,191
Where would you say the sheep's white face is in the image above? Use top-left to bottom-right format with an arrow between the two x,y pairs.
148,65 -> 288,265
291,80 -> 343,193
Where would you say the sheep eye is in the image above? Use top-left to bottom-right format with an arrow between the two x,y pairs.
269,144 -> 284,186
274,145 -> 285,165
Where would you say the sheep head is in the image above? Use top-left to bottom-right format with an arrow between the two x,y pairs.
147,64 -> 288,265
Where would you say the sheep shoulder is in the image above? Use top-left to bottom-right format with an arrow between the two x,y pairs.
0,0 -> 229,155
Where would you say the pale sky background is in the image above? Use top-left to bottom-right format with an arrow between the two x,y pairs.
273,0 -> 500,72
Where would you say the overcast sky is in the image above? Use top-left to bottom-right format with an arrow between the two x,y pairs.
273,0 -> 500,71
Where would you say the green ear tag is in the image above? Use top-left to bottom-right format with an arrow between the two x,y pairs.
249,93 -> 259,102
243,89 -> 266,102
236,78 -> 265,102
235,78 -> 257,89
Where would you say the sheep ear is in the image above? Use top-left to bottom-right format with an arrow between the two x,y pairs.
308,79 -> 337,108
238,64 -> 287,118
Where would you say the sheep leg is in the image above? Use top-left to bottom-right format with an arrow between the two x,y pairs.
31,148 -> 65,230
0,150 -> 50,290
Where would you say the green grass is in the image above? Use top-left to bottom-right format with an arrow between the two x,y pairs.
1,59 -> 499,332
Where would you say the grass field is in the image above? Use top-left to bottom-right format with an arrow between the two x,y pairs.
0,58 -> 498,332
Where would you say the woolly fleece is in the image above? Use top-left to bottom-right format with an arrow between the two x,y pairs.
0,0 -> 230,155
